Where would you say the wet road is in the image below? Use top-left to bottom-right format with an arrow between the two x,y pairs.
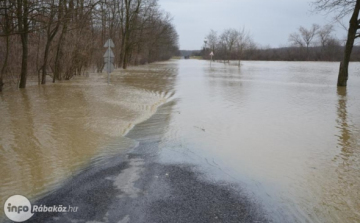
23,101 -> 268,223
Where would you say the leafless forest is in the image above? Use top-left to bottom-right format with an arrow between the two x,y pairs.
0,0 -> 179,91
199,0 -> 360,87
201,24 -> 360,63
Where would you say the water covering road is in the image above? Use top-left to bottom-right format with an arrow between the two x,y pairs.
1,59 -> 360,222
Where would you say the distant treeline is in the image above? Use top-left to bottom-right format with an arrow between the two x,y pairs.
198,46 -> 360,62
179,50 -> 200,57
0,0 -> 179,91
241,46 -> 360,61
200,24 -> 359,62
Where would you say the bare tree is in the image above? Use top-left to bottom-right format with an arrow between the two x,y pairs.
219,29 -> 238,62
206,29 -> 217,53
53,0 -> 71,83
313,0 -> 360,86
300,24 -> 320,58
313,0 -> 357,19
289,32 -> 305,47
16,0 -> 30,88
289,24 -> 320,59
317,24 -> 334,47
205,28 -> 253,63
0,0 -> 16,91
41,0 -> 63,84
235,28 -> 251,66
0,0 -> 179,90
121,0 -> 142,69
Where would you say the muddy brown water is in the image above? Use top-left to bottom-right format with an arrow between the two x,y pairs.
0,63 -> 177,213
1,60 -> 360,222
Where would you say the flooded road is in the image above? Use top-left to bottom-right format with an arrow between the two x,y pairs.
1,59 -> 360,222
0,64 -> 177,211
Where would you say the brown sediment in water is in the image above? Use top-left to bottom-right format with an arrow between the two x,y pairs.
1,60 -> 360,222
0,62 -> 178,211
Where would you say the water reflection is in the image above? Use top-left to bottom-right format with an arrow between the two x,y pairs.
328,87 -> 360,222
336,87 -> 351,153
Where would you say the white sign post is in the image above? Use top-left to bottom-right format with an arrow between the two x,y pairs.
210,51 -> 214,66
103,39 -> 115,84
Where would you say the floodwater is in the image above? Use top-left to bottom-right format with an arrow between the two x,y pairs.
1,59 -> 360,222
159,60 -> 360,223
0,64 -> 177,212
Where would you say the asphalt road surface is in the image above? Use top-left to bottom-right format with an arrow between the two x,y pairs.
21,101 -> 269,223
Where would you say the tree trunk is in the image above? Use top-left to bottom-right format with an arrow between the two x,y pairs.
306,45 -> 309,60
1,0 -> 12,92
119,30 -> 125,67
54,40 -> 63,83
122,0 -> 138,69
54,24 -> 67,82
0,35 -> 10,92
17,0 -> 29,89
337,0 -> 360,87
19,33 -> 28,88
123,46 -> 129,69
53,0 -> 66,82
122,20 -> 130,69
1,27 -> 10,77
41,40 -> 51,84
35,31 -> 42,85
0,77 -> 3,92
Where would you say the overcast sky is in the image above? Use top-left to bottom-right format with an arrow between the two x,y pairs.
158,0 -> 348,50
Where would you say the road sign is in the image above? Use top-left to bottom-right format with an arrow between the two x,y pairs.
105,62 -> 114,73
103,48 -> 115,58
210,51 -> 214,66
103,39 -> 115,84
104,57 -> 114,63
104,39 -> 115,48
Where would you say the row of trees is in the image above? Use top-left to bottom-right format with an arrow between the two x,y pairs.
203,1 -> 360,87
0,0 -> 179,91
203,28 -> 255,65
288,24 -> 343,60
202,23 -> 347,62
